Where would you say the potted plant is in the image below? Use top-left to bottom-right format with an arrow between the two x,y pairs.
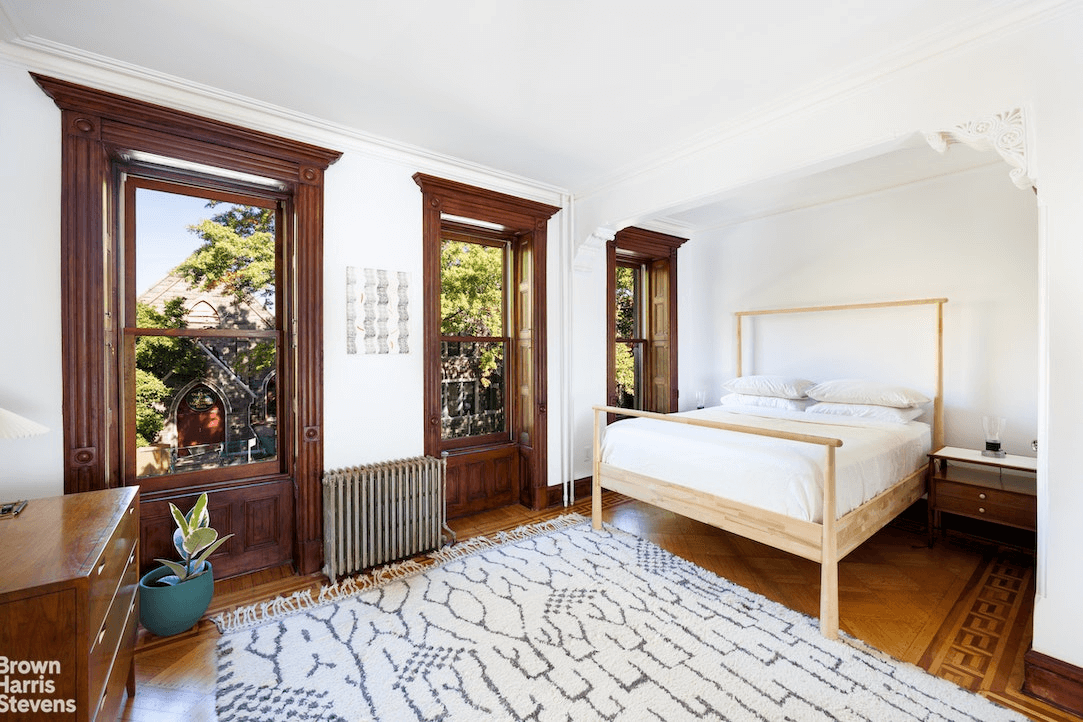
138,493 -> 233,636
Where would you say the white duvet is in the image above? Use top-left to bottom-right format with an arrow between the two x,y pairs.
600,405 -> 931,523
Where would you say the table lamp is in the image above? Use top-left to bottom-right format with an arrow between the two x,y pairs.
0,406 -> 49,518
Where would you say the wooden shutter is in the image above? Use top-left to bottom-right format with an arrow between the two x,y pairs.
647,257 -> 671,413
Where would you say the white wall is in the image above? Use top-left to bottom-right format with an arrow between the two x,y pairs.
0,62 -> 63,499
678,163 -> 1039,454
571,5 -> 1083,668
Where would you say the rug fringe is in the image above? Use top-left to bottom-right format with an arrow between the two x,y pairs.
211,512 -> 589,634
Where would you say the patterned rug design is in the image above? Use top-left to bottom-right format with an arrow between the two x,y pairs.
215,516 -> 1029,721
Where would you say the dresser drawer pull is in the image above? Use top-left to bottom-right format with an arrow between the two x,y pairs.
978,507 -> 986,514
97,626 -> 106,647
978,492 -> 987,500
128,550 -> 136,566
98,690 -> 107,714
97,562 -> 106,576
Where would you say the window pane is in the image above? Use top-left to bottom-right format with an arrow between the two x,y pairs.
615,265 -> 638,339
134,334 -> 278,478
136,189 -> 277,329
441,341 -> 506,439
615,341 -> 642,410
440,239 -> 503,336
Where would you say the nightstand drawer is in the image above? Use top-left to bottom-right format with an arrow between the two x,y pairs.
935,480 -> 1036,530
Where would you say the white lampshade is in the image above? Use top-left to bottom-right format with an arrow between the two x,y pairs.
0,407 -> 48,439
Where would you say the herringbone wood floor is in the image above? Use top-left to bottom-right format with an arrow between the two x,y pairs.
121,493 -> 1081,722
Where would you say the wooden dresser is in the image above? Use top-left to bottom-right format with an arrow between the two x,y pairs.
0,487 -> 139,721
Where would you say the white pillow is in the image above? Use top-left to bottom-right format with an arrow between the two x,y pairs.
806,379 -> 930,408
721,393 -> 811,412
722,375 -> 815,400
806,402 -> 924,424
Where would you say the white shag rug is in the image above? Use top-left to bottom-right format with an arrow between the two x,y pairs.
214,515 -> 1027,721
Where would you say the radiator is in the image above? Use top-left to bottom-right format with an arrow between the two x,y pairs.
322,455 -> 454,580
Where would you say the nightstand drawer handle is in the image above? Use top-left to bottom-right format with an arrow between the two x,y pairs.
979,507 -> 986,514
978,492 -> 987,500
97,626 -> 106,646
97,562 -> 105,575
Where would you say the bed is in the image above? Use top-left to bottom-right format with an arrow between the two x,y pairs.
591,297 -> 947,639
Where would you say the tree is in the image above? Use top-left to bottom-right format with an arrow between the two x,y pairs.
176,204 -> 276,307
614,266 -> 637,403
440,240 -> 504,385
134,298 -> 206,446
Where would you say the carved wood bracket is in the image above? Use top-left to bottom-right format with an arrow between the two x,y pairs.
926,107 -> 1035,191
573,226 -> 616,273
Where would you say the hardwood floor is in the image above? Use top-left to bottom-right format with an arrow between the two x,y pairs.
121,493 -> 1080,721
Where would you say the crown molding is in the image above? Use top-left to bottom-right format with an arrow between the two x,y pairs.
0,34 -> 569,208
575,0 -> 1074,202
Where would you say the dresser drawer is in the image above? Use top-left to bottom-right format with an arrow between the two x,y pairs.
87,540 -> 138,710
88,496 -> 138,633
935,480 -> 1036,530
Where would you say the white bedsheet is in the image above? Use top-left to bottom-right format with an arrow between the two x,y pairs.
600,405 -> 931,523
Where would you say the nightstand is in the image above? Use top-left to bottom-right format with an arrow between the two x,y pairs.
927,446 -> 1037,545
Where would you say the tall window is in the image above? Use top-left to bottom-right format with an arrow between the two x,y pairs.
607,227 -> 688,418
124,178 -> 282,485
37,73 -> 341,577
415,173 -> 559,514
440,226 -> 512,446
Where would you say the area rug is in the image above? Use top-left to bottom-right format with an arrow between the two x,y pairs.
214,515 -> 1027,721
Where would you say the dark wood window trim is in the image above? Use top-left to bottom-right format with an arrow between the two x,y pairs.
34,73 -> 341,575
607,226 -> 688,420
413,173 -> 559,510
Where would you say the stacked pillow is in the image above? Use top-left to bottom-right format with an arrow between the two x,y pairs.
804,379 -> 929,423
719,376 -> 929,423
720,375 -> 815,412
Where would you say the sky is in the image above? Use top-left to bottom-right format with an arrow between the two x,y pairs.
135,188 -> 218,296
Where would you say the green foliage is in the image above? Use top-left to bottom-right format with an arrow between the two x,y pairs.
134,369 -> 169,447
233,341 -> 276,383
154,493 -> 234,586
177,204 -> 276,306
440,241 -> 503,336
615,343 -> 637,405
441,240 -> 505,383
133,300 -> 206,448
614,266 -> 639,404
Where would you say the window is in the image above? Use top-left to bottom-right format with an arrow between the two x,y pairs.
414,173 -> 559,514
607,227 -> 688,418
37,73 -> 340,576
439,227 -> 511,446
124,178 -> 282,484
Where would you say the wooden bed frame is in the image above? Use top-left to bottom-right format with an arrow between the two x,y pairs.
591,297 -> 947,639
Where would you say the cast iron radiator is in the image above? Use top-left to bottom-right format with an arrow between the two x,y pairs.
322,454 -> 454,580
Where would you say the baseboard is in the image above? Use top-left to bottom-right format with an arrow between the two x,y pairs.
1023,648 -> 1083,716
546,477 -> 593,508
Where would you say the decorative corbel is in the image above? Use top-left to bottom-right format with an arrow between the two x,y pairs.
573,226 -> 616,273
926,107 -> 1035,191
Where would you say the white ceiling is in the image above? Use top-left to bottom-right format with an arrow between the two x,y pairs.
0,0 -> 1028,203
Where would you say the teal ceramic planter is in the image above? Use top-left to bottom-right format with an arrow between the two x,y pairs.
139,561 -> 214,637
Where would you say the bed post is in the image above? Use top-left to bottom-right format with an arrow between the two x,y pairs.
820,444 -> 839,639
592,406 -> 603,530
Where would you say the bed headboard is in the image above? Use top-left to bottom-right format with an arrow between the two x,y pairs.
734,297 -> 947,450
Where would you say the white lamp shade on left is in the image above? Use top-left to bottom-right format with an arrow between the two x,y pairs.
0,407 -> 48,439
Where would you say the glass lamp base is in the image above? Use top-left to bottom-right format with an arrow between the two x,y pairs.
982,449 -> 1007,458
